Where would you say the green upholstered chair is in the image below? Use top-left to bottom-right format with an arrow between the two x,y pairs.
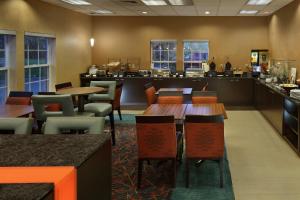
84,81 -> 116,145
32,94 -> 94,131
88,81 -> 116,102
0,118 -> 33,134
44,117 -> 105,134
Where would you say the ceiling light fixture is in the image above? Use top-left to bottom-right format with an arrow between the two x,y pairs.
168,0 -> 193,5
240,10 -> 258,14
141,0 -> 167,6
92,9 -> 113,14
61,0 -> 91,5
247,0 -> 272,5
205,11 -> 210,15
141,11 -> 148,14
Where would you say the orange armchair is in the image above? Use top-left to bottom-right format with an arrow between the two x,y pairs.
192,91 -> 218,104
144,82 -> 157,106
184,115 -> 224,188
157,91 -> 183,104
135,115 -> 177,189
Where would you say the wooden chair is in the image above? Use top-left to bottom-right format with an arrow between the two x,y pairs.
144,83 -> 157,106
6,91 -> 33,105
157,91 -> 183,104
55,82 -> 73,91
135,115 -> 177,189
192,91 -> 218,104
114,82 -> 123,120
184,115 -> 224,188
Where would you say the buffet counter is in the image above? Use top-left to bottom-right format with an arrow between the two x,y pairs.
80,75 -> 254,107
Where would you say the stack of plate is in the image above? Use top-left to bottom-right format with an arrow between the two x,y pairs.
290,89 -> 300,99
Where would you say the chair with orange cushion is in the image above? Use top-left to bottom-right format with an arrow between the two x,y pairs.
157,91 -> 183,104
6,91 -> 33,105
144,82 -> 157,106
184,115 -> 224,188
38,92 -> 61,111
191,91 -> 218,104
135,115 -> 177,189
114,82 -> 123,120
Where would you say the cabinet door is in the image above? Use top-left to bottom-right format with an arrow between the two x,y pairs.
208,78 -> 254,106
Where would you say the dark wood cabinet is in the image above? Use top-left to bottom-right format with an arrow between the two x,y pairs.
254,80 -> 284,134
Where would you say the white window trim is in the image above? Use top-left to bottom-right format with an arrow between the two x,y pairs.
150,40 -> 177,70
24,34 -> 54,93
183,40 -> 209,69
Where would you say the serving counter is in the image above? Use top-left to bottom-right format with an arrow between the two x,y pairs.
80,75 -> 254,107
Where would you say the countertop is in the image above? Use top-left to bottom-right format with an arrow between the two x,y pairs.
0,133 -> 110,167
0,183 -> 53,200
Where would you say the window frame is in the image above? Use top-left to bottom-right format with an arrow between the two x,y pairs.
183,40 -> 209,70
150,40 -> 177,72
24,34 -> 53,94
0,31 -> 16,104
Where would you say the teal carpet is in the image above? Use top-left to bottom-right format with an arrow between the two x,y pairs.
111,114 -> 235,200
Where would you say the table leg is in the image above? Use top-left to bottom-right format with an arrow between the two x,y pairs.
77,95 -> 85,112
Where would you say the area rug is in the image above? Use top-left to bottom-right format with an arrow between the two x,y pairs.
110,114 -> 235,200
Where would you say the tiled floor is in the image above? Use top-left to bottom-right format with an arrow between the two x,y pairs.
225,111 -> 300,200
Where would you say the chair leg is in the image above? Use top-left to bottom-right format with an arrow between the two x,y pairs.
109,112 -> 116,146
117,108 -> 122,120
219,158 -> 224,188
138,159 -> 143,189
185,159 -> 189,188
172,158 -> 177,188
37,120 -> 44,134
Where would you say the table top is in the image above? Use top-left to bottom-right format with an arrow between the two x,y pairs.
0,104 -> 34,118
143,103 -> 227,120
0,133 -> 110,167
143,104 -> 187,120
185,103 -> 228,119
157,88 -> 193,95
56,87 -> 106,96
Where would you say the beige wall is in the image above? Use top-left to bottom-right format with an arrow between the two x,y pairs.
92,16 -> 269,71
269,0 -> 300,77
0,0 -> 92,90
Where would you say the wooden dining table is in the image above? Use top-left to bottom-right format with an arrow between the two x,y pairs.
185,103 -> 228,119
56,87 -> 106,112
143,104 -> 187,120
0,104 -> 34,118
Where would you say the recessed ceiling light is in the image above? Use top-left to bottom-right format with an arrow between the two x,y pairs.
141,0 -> 167,6
205,11 -> 210,15
91,9 -> 113,14
168,0 -> 193,5
61,0 -> 91,5
247,0 -> 272,5
141,11 -> 148,14
240,10 -> 258,14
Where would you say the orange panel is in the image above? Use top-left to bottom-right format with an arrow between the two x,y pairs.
0,166 -> 77,200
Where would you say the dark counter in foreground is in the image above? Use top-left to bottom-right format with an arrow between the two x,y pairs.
0,134 -> 112,200
0,184 -> 54,200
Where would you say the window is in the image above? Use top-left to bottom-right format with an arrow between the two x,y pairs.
151,40 -> 176,73
0,33 -> 15,104
24,35 -> 53,94
183,41 -> 209,70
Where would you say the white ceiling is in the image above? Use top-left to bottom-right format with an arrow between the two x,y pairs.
41,0 -> 295,16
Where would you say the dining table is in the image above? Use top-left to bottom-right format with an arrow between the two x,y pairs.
56,87 -> 106,112
0,104 -> 34,118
